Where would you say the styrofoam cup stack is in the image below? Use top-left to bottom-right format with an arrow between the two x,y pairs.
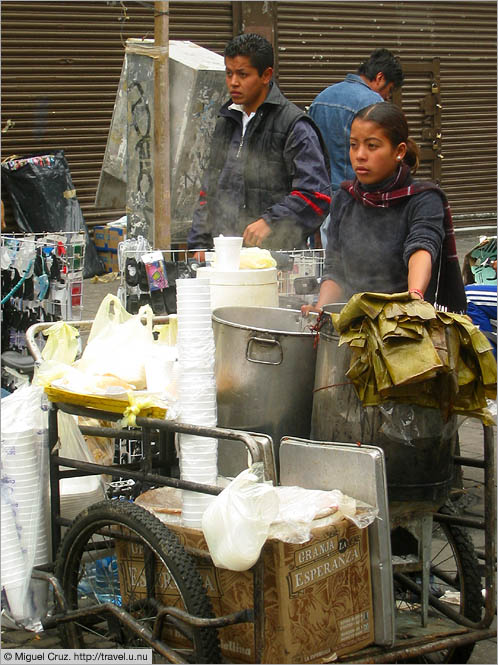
176,278 -> 218,526
1,497 -> 27,620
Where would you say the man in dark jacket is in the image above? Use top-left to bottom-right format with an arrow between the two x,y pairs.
187,33 -> 331,252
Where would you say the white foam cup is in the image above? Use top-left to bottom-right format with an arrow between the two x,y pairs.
213,236 -> 243,271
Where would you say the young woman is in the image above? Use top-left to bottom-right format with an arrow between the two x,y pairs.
303,102 -> 466,314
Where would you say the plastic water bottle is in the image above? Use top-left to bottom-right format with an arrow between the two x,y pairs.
78,555 -> 122,605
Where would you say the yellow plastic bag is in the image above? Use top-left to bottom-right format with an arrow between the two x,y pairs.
75,294 -> 154,389
41,321 -> 80,364
239,247 -> 277,270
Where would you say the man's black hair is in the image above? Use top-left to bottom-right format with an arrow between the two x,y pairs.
224,33 -> 274,75
357,48 -> 404,89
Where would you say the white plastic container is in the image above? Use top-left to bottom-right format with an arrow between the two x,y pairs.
196,267 -> 278,310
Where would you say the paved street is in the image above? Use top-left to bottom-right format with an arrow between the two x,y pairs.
2,230 -> 496,661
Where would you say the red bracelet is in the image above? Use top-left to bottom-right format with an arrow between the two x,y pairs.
409,288 -> 424,300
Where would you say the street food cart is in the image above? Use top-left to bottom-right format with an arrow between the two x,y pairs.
6,289 -> 493,665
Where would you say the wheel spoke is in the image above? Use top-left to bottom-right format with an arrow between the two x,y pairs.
55,500 -> 221,662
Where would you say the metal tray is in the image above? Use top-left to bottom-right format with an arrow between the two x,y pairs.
279,437 -> 395,647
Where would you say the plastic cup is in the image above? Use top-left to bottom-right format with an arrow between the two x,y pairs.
176,293 -> 211,301
181,415 -> 217,427
182,490 -> 215,505
180,453 -> 218,465
176,277 -> 210,287
179,399 -> 217,411
177,328 -> 213,339
179,378 -> 216,387
4,581 -> 26,620
178,378 -> 216,390
176,299 -> 211,307
9,477 -> 39,490
177,307 -> 212,316
2,454 -> 38,469
1,427 -> 34,438
181,466 -> 218,477
177,316 -> 213,326
179,433 -> 217,445
176,301 -> 211,311
181,457 -> 218,468
177,331 -> 215,343
180,469 -> 218,481
177,326 -> 214,336
179,445 -> 217,456
2,448 -> 38,461
1,436 -> 36,448
213,236 -> 243,271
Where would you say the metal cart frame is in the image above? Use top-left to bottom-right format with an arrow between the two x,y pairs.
22,320 -> 497,663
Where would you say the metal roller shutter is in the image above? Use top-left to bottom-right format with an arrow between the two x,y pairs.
1,0 -> 234,227
275,1 -> 496,227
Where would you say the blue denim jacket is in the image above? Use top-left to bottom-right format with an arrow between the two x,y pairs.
309,74 -> 383,191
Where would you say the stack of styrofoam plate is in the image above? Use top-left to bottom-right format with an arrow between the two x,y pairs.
59,475 -> 105,521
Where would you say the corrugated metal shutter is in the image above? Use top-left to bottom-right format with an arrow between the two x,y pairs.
1,1 -> 233,227
275,1 -> 496,227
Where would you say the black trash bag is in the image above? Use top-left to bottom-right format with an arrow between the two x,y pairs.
1,150 -> 104,278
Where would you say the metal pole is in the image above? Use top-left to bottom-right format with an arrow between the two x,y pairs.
153,1 -> 171,251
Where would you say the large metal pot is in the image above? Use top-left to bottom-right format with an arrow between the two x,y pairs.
311,304 -> 457,510
212,307 -> 317,468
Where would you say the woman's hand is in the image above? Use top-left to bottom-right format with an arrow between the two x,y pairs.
301,303 -> 321,316
301,278 -> 343,316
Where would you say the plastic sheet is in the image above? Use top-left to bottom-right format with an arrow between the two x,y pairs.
202,463 -> 377,571
202,464 -> 279,571
1,150 -> 103,278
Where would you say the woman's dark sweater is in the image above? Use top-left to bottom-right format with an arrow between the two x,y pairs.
322,173 -> 445,301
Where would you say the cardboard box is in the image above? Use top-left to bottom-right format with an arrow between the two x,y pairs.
108,250 -> 120,273
116,517 -> 374,663
96,250 -> 114,273
93,225 -> 109,250
107,226 -> 126,250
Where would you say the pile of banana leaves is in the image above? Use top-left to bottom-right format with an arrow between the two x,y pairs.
330,291 -> 497,425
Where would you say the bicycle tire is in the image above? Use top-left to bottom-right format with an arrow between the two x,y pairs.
395,501 -> 483,664
54,499 -> 221,663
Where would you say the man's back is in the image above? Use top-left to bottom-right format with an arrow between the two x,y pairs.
309,73 -> 383,190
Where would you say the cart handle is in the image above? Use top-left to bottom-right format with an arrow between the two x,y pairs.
25,316 -> 172,363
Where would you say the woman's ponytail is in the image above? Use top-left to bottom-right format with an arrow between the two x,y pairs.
403,137 -> 420,174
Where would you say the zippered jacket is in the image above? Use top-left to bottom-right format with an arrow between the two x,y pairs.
188,82 -> 331,250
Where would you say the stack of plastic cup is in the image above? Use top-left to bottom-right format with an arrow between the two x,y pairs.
1,425 -> 50,620
2,429 -> 48,561
176,278 -> 218,527
1,492 -> 27,620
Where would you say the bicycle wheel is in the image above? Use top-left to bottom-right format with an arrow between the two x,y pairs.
395,502 -> 483,663
54,499 -> 221,663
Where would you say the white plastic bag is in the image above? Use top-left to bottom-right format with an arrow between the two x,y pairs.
75,294 -> 154,389
202,464 -> 279,571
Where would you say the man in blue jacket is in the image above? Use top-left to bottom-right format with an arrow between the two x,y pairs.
188,33 -> 331,252
309,49 -> 403,247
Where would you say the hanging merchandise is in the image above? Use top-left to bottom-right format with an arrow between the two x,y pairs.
1,233 -> 85,363
120,240 -> 197,316
1,150 -> 103,278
